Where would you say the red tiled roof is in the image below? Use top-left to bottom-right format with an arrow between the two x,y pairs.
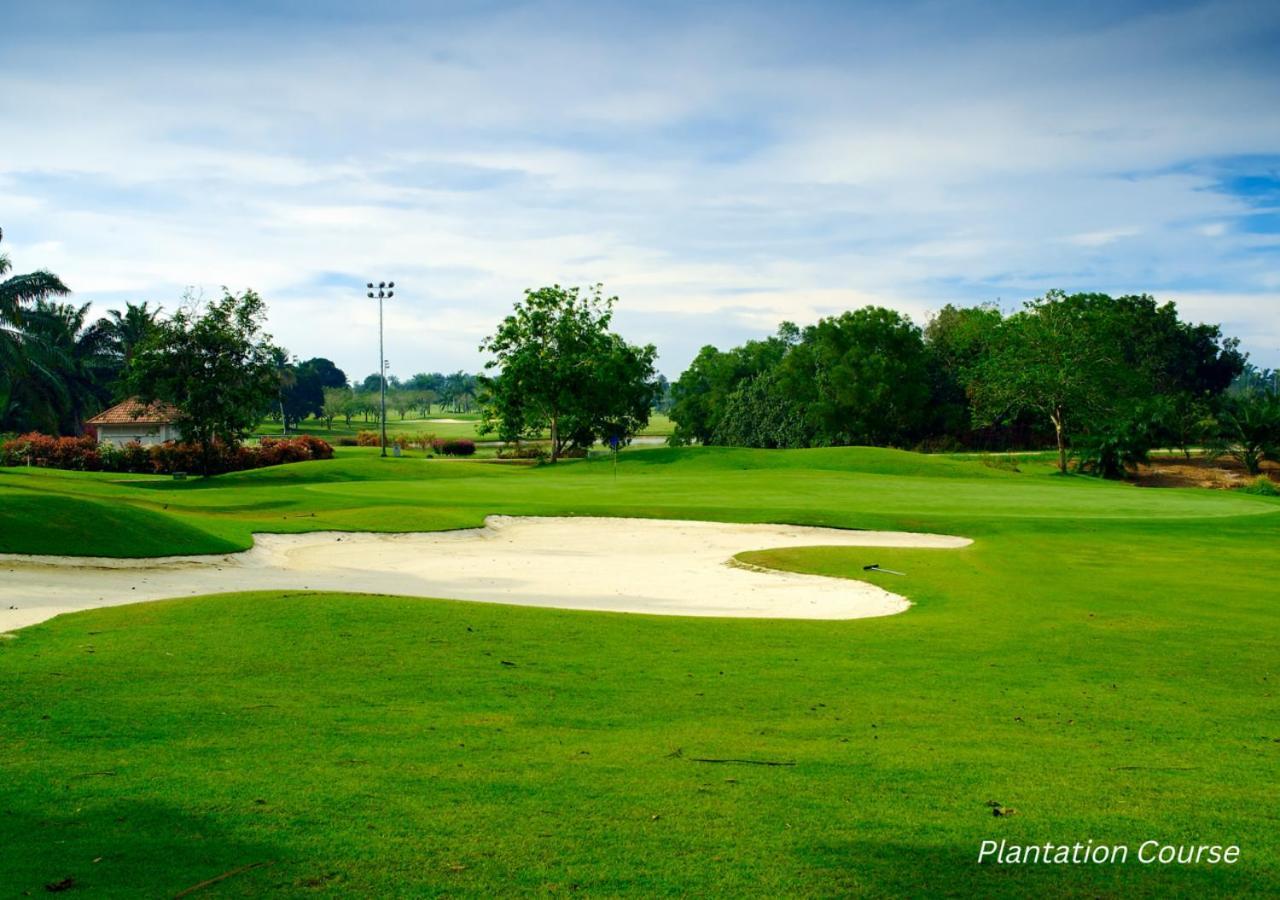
86,397 -> 181,426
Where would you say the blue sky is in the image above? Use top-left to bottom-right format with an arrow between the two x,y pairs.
2,0 -> 1278,379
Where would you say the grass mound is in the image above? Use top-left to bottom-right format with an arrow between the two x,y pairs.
0,492 -> 241,557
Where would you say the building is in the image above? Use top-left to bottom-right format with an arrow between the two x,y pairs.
86,398 -> 182,447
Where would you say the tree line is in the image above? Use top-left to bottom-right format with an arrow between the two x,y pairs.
4,225 -> 1276,476
0,233 -> 493,439
668,292 -> 1279,476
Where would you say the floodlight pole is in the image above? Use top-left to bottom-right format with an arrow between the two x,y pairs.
367,280 -> 395,457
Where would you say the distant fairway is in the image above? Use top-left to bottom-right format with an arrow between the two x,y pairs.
1,447 -> 1277,895
254,410 -> 676,443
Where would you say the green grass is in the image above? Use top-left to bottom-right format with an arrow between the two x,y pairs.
254,410 -> 676,442
1,446 -> 1277,896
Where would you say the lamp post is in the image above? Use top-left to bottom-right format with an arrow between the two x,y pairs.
367,280 -> 395,457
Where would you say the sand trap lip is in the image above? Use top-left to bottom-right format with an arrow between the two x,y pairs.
0,516 -> 970,630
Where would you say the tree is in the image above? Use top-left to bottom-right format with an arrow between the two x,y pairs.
321,386 -> 352,429
779,307 -> 931,447
479,284 -> 658,461
96,302 -> 162,398
711,370 -> 810,448
128,289 -> 282,475
298,357 -> 348,390
274,355 -> 328,432
0,229 -> 71,426
969,291 -> 1244,471
923,303 -> 1004,444
969,292 -> 1126,473
668,325 -> 797,445
8,300 -> 114,435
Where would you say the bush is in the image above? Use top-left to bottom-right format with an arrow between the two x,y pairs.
496,445 -> 548,460
337,437 -> 358,446
2,432 -> 333,475
1074,405 -> 1158,479
1,433 -> 100,469
1241,475 -> 1279,496
356,430 -> 382,447
412,433 -> 437,451
431,438 -> 476,456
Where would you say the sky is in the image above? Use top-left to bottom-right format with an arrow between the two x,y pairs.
2,0 -> 1278,380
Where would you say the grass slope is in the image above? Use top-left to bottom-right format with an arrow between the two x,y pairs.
1,447 -> 1277,896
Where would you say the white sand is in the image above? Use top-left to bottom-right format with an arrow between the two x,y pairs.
0,516 -> 970,630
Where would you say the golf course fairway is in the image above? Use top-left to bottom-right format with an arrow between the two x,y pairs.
1,446 -> 1277,896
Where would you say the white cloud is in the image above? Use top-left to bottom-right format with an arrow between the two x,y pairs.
1,0 -> 1278,375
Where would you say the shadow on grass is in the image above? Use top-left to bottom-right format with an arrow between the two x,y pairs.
0,798 -> 299,896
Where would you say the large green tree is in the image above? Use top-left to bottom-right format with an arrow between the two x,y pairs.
969,292 -> 1124,473
479,284 -> 658,461
969,291 -> 1245,474
779,307 -> 932,447
128,289 -> 282,475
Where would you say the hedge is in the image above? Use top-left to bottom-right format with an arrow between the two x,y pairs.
0,433 -> 334,475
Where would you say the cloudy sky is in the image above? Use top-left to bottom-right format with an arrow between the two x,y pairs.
2,0 -> 1278,380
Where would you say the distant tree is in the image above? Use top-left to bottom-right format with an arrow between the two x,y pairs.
299,357 -> 348,390
128,289 -> 281,475
390,390 -> 415,419
479,284 -> 658,461
652,373 -> 674,414
321,386 -> 351,429
275,356 -> 327,431
412,389 -> 437,416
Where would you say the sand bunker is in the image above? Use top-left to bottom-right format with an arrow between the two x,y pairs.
0,516 -> 970,630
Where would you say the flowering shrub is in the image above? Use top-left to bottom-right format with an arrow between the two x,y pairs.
1,432 -> 333,475
0,433 -> 101,469
355,431 -> 382,447
432,438 -> 476,457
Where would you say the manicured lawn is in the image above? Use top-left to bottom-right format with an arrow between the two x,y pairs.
1,447 -> 1277,895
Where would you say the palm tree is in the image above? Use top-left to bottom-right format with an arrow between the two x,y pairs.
98,301 -> 161,367
96,301 -> 162,398
9,301 -> 114,434
0,228 -> 71,426
1212,390 -> 1280,476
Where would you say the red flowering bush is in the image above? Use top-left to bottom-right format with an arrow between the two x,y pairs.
1,433 -> 100,469
355,431 -> 381,447
1,432 -> 333,475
